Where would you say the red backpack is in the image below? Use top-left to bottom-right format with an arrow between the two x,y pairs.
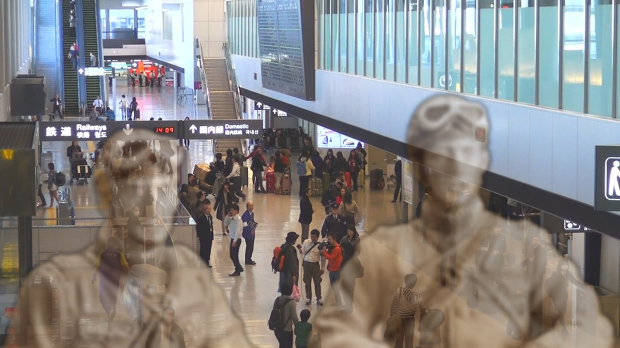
271,246 -> 287,273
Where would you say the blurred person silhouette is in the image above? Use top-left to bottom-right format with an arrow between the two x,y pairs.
92,237 -> 130,325
143,307 -> 186,348
389,274 -> 428,348
7,129 -> 257,348
309,94 -> 615,348
501,253 -> 526,340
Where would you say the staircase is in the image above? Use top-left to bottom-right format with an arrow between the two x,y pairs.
82,0 -> 101,108
203,59 -> 240,154
35,0 -> 61,110
61,0 -> 79,115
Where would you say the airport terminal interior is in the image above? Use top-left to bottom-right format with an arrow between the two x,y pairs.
2,0 -> 620,347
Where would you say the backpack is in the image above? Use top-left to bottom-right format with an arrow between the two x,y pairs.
55,172 -> 67,187
296,159 -> 306,176
271,245 -> 288,273
268,298 -> 292,331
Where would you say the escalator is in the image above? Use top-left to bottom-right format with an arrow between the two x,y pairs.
34,0 -> 61,108
61,0 -> 79,115
82,0 -> 102,108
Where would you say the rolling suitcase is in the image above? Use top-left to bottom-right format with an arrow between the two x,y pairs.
358,169 -> 365,187
266,172 -> 276,193
370,165 -> 385,190
322,172 -> 330,192
281,173 -> 291,195
345,172 -> 352,189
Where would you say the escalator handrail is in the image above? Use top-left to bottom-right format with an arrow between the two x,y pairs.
75,0 -> 88,107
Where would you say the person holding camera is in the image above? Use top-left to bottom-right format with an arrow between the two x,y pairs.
321,232 -> 343,308
298,229 -> 326,306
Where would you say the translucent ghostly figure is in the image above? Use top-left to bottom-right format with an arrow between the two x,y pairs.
310,95 -> 616,347
8,129 -> 256,348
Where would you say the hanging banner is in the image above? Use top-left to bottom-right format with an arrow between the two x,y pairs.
403,159 -> 414,205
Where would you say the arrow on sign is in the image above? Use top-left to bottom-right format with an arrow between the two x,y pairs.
123,124 -> 133,135
272,109 -> 278,114
189,124 -> 197,134
257,102 -> 263,108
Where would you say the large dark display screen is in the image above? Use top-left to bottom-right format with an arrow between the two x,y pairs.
257,0 -> 315,100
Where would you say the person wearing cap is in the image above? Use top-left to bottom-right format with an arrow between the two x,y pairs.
309,95 -> 617,347
278,231 -> 300,292
320,203 -> 347,242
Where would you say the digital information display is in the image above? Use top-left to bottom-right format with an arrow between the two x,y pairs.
40,121 -> 180,141
183,120 -> 263,140
257,0 -> 315,100
316,125 -> 363,149
40,120 -> 263,141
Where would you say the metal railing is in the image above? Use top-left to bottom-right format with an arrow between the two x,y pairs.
196,38 -> 214,120
159,184 -> 192,224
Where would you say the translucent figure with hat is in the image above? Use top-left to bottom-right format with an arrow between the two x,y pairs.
310,95 -> 616,348
7,129 -> 256,348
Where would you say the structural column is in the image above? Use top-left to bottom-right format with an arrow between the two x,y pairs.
0,0 -> 5,89
3,0 -> 11,87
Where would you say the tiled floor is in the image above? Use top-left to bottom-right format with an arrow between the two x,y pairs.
4,85 -> 616,347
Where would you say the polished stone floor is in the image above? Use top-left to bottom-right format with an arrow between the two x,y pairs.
5,85 -> 616,347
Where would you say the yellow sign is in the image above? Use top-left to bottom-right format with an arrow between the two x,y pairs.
2,149 -> 13,160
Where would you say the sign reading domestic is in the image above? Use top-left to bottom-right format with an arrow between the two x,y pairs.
594,145 -> 620,211
183,120 -> 263,139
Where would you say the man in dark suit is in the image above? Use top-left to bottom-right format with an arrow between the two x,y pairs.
241,201 -> 257,265
144,307 -> 186,348
392,158 -> 402,203
195,201 -> 214,267
320,203 -> 347,241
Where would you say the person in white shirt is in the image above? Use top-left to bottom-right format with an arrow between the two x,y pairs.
119,95 -> 128,120
226,157 -> 246,201
224,202 -> 244,276
93,96 -> 104,115
298,229 -> 326,306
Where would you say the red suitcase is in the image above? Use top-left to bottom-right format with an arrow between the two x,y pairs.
266,172 -> 276,193
345,172 -> 352,189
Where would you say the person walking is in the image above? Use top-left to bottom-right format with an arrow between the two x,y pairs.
129,97 -> 138,120
119,95 -> 128,120
50,94 -> 63,119
545,259 -> 590,337
225,203 -> 244,276
138,73 -> 143,87
241,202 -> 257,265
183,117 -> 191,148
339,225 -> 362,314
214,180 -> 239,236
320,203 -> 348,241
91,237 -> 130,325
90,52 -> 97,67
226,157 -> 246,201
251,146 -> 267,193
272,282 -> 299,348
338,191 -> 360,226
299,229 -> 325,306
278,232 -> 300,292
321,232 -> 343,308
297,150 -> 315,197
37,166 -> 47,208
274,150 -> 286,192
68,43 -> 78,70
390,274 -> 428,348
347,149 -> 362,192
46,163 -> 60,208
392,158 -> 402,203
298,187 -> 314,242
195,201 -> 214,267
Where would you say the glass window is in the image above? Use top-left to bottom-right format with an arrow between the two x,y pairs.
356,0 -> 365,75
617,3 -> 620,118
539,0 -> 559,108
562,0 -> 585,113
420,0 -> 432,86
517,2 -> 535,104
162,10 -> 173,41
396,0 -> 406,82
497,4 -> 514,101
462,0 -> 476,94
109,9 -> 135,40
348,0 -> 355,73
340,0 -> 347,72
101,10 -> 108,39
479,3 -> 495,97
447,0 -> 460,92
333,0 -> 340,71
587,0 -> 613,117
136,9 -> 145,39
433,0 -> 446,89
376,0 -> 385,79
319,0 -> 325,69
365,0 -> 374,77
386,0 -> 395,81
325,0 -> 333,70
407,0 -> 419,84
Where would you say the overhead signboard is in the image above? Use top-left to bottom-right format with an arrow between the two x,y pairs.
257,0 -> 315,100
81,67 -> 107,76
316,125 -> 363,149
594,145 -> 620,211
563,220 -> 591,232
182,119 -> 263,139
39,121 -> 179,141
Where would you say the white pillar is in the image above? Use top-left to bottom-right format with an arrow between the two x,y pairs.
0,0 -> 5,89
4,0 -> 12,85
